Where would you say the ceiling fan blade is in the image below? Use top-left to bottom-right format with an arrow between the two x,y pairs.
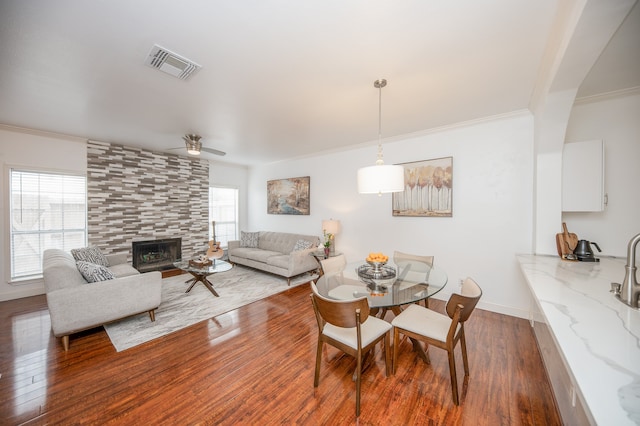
201,147 -> 226,156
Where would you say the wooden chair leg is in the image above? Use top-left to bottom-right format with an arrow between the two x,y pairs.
384,333 -> 391,376
148,309 -> 156,322
314,338 -> 323,387
447,348 -> 459,405
355,351 -> 362,417
392,328 -> 400,375
62,335 -> 70,351
459,331 -> 470,377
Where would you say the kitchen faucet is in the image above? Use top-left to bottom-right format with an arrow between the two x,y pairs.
611,233 -> 640,309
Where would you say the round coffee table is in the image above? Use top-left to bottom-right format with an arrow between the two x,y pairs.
173,259 -> 232,297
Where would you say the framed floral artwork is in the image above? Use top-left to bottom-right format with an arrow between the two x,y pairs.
267,176 -> 310,215
392,157 -> 453,217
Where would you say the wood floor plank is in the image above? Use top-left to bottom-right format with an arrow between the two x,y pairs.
0,282 -> 561,425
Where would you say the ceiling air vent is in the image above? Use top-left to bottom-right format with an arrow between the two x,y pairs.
144,44 -> 201,80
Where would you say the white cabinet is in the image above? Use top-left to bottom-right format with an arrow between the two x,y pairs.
562,140 -> 604,212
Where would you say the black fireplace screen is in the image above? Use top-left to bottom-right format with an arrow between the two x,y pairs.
132,238 -> 182,273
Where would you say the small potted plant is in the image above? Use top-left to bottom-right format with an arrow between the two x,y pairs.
323,231 -> 333,258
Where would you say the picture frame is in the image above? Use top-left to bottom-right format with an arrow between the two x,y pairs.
267,176 -> 310,215
392,157 -> 453,217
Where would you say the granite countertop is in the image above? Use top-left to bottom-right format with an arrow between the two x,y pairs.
517,254 -> 640,425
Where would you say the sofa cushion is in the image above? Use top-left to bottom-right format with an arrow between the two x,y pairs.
71,246 -> 109,267
108,263 -> 140,278
244,249 -> 282,263
266,254 -> 290,269
76,261 -> 116,283
293,239 -> 313,251
240,231 -> 259,248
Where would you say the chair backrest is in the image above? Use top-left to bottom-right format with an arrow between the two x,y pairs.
445,277 -> 482,323
320,254 -> 347,276
310,281 -> 369,329
394,251 -> 434,282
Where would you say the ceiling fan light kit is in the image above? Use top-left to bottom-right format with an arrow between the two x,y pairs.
357,79 -> 405,196
183,134 -> 202,155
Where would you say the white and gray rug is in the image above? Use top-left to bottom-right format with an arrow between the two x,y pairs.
104,266 -> 316,352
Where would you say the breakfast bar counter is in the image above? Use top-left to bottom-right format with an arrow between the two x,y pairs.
517,254 -> 640,425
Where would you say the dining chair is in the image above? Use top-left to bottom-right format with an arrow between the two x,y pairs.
392,277 -> 482,405
319,253 -> 347,276
393,251 -> 434,307
309,281 -> 392,417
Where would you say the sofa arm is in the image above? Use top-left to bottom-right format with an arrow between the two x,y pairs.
288,247 -> 320,275
228,240 -> 240,251
105,252 -> 128,266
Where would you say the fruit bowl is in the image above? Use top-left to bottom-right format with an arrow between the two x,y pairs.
366,260 -> 387,270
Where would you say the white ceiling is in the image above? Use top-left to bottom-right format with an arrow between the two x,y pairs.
0,1 -> 637,166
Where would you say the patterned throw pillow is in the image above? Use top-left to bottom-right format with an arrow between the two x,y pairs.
76,261 -> 116,283
240,231 -> 259,248
71,246 -> 109,267
293,239 -> 313,251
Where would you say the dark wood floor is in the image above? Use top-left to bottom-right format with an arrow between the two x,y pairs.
0,281 -> 561,425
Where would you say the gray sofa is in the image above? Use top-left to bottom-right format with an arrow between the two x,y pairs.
43,248 -> 162,350
227,231 -> 320,284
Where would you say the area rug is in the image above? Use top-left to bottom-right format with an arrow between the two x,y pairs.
104,266 -> 316,352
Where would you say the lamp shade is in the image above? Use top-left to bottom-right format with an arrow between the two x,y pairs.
357,164 -> 405,194
322,219 -> 340,235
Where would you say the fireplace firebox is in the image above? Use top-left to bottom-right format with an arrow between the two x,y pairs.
132,238 -> 182,273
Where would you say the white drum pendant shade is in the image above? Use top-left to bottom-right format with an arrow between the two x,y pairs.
357,78 -> 404,196
357,164 -> 405,194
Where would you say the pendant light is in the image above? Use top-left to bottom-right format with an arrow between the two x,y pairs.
357,79 -> 404,196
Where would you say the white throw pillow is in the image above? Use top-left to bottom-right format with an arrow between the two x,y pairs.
240,231 -> 259,248
76,261 -> 116,283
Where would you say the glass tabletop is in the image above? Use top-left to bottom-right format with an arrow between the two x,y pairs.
173,259 -> 232,275
314,260 -> 448,309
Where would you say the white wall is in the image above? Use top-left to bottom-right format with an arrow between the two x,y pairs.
248,113 -> 535,318
0,126 -> 87,301
563,91 -> 640,257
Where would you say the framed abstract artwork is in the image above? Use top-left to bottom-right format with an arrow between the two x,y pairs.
267,176 -> 310,215
392,157 -> 453,217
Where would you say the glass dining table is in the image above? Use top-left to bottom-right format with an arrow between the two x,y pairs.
314,259 -> 448,364
314,260 -> 448,316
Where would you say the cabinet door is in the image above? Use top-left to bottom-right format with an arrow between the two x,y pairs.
562,140 -> 604,212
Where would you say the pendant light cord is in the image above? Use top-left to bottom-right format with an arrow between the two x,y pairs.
375,79 -> 387,166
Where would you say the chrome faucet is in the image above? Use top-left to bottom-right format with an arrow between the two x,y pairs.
612,233 -> 640,309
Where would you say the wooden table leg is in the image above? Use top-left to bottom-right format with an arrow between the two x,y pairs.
201,277 -> 220,297
185,273 -> 219,297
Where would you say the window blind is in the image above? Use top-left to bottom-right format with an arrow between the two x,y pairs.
10,169 -> 87,281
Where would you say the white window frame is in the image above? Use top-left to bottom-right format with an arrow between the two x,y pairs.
9,168 -> 87,282
208,186 -> 239,249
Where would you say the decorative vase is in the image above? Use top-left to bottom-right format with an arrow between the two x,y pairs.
324,247 -> 330,258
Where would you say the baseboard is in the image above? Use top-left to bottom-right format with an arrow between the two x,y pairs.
0,286 -> 45,302
429,292 -> 529,319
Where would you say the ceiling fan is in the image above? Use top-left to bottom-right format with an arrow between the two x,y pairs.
173,134 -> 226,156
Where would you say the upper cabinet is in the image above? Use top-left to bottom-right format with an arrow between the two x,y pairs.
562,140 -> 605,212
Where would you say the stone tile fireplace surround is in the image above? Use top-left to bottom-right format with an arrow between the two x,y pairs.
87,140 -> 209,263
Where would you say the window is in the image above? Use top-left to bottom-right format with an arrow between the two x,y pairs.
209,186 -> 238,248
10,169 -> 87,281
